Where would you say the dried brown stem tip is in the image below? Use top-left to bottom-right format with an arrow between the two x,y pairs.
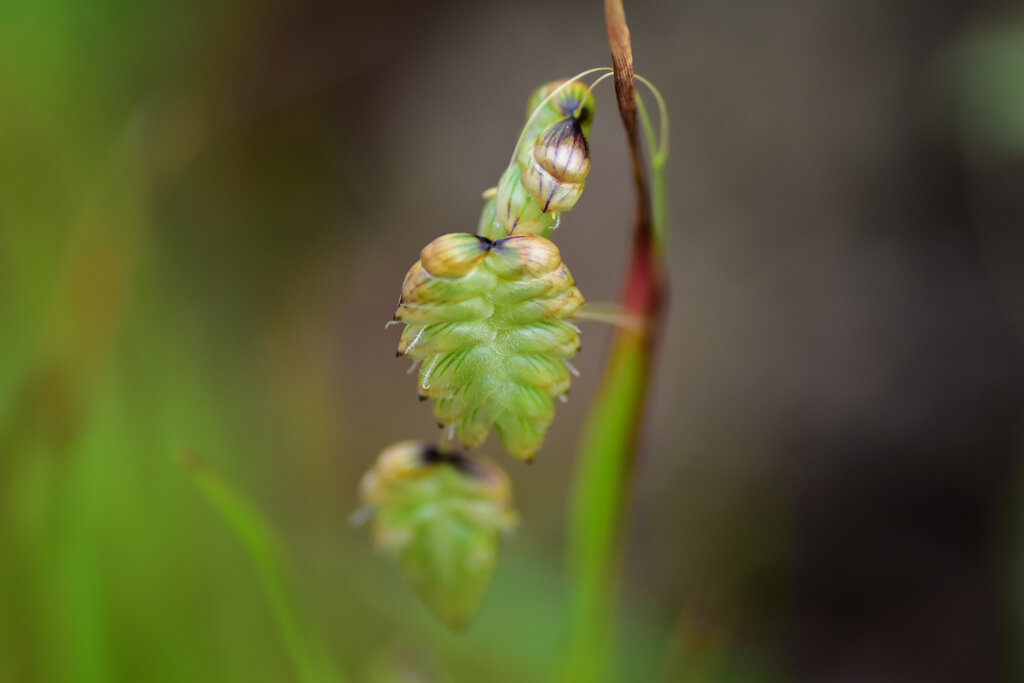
605,0 -> 650,241
604,0 -> 665,323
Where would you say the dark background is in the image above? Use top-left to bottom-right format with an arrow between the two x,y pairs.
1,0 -> 1022,681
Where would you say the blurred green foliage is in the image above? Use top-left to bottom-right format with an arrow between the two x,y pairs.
943,20 -> 1024,158
184,454 -> 344,683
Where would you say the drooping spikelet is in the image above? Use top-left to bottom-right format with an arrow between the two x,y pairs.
395,233 -> 583,460
359,440 -> 517,629
478,80 -> 595,240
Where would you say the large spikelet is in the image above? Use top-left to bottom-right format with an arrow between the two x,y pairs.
395,233 -> 583,461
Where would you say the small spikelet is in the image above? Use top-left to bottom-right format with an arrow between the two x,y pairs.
395,233 -> 583,460
479,80 -> 596,240
359,441 -> 517,629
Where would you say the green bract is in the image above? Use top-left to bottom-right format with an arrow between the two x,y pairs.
396,233 -> 583,461
360,441 -> 517,629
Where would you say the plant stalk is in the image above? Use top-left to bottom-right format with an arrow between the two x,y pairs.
562,0 -> 668,680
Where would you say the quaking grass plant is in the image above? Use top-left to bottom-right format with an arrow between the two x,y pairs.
358,5 -> 670,678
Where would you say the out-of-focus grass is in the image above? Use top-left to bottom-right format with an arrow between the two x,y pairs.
182,453 -> 345,683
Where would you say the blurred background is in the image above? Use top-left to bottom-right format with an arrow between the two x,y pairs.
1,0 -> 1023,681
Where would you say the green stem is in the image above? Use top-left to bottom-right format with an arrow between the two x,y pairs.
636,93 -> 668,246
561,1 -> 669,680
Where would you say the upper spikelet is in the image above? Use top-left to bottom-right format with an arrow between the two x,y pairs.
479,80 -> 595,240
395,233 -> 583,460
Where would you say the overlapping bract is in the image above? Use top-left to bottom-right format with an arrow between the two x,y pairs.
395,233 -> 583,461
359,441 -> 517,629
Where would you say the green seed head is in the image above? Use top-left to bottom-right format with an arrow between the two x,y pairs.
395,233 -> 583,460
359,441 -> 517,629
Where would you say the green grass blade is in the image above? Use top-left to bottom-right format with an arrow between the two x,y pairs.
563,334 -> 649,682
180,454 -> 346,683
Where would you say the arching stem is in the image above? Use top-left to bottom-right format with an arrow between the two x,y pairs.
562,0 -> 669,681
